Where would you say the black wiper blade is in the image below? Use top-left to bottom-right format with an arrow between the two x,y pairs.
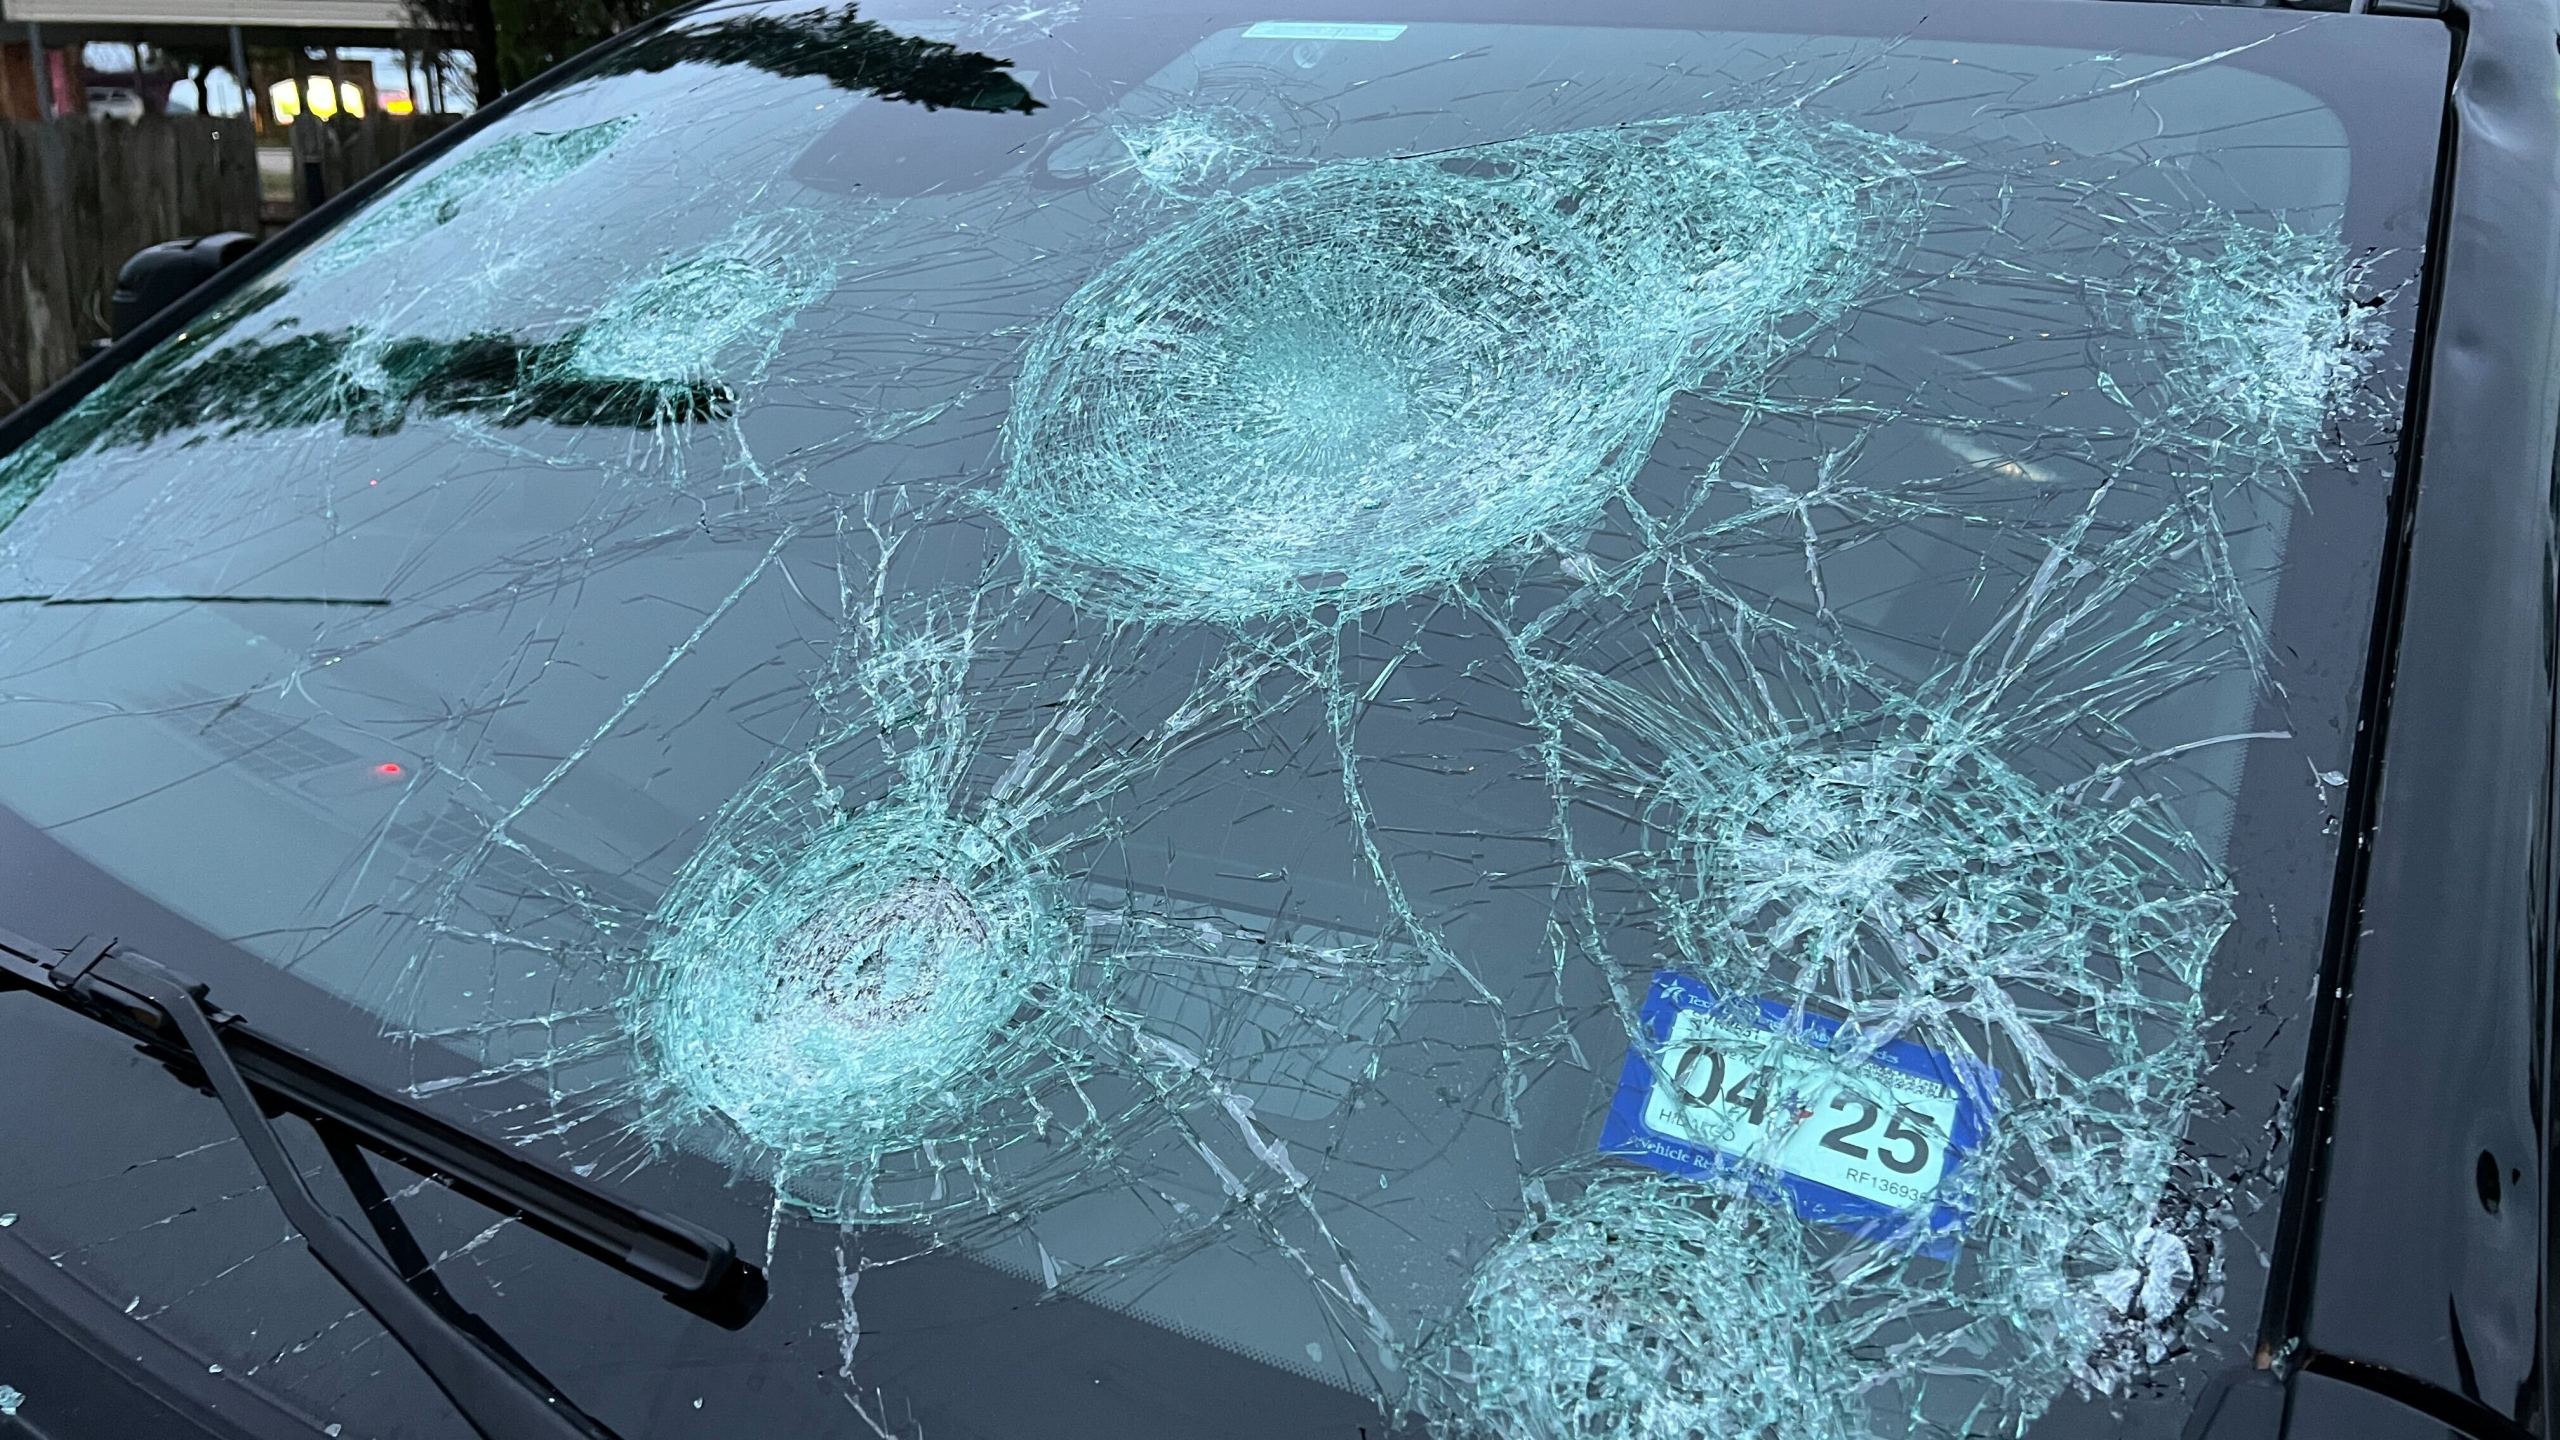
0,927 -> 769,1440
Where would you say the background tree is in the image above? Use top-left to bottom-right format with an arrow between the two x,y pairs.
406,0 -> 693,100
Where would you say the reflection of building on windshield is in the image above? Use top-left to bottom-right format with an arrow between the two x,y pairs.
8,324 -> 730,454
0,207 -> 855,503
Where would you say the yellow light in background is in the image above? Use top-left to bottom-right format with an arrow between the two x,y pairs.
381,91 -> 413,115
265,73 -> 377,123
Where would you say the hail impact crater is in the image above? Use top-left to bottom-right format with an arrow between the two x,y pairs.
631,790 -> 1076,1214
994,111 -> 1923,623
1424,1169 -> 1872,1440
1661,735 -> 2228,1038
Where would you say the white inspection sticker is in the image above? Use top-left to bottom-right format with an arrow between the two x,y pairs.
1601,972 -> 1998,1246
1241,20 -> 1408,40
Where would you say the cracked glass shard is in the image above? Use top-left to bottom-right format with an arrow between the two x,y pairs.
629,745 -> 1083,1220
994,111 -> 1929,624
565,210 -> 842,392
2102,219 -> 2393,478
1454,463 -> 2259,1426
1420,1169 -> 1873,1439
1421,1148 -> 2225,1439
540,583 -> 1420,1237
1461,706 -> 2228,1431
1644,725 -> 2227,1055
1107,104 -> 1275,199
306,117 -> 639,276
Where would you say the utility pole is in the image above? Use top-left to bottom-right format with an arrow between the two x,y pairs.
228,24 -> 263,128
468,0 -> 498,104
25,21 -> 53,118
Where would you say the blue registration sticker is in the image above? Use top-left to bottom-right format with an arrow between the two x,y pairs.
1598,971 -> 1999,1250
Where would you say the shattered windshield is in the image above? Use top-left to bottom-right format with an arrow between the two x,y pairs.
0,0 -> 2442,1436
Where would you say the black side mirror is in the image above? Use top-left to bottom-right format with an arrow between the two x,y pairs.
97,232 -> 261,351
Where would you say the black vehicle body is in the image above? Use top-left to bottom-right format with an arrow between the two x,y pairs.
0,0 -> 2552,1436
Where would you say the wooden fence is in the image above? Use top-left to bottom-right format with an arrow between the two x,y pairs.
1,113 -> 460,411
289,111 -> 462,213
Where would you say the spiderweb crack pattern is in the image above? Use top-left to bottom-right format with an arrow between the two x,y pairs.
1417,1168 -> 1876,1440
1107,104 -> 1275,200
591,557 -> 1432,1259
0,35 -> 2417,1436
2098,219 -> 2394,481
305,117 -> 641,278
627,756 -> 1086,1220
1394,467 -> 2259,1435
567,209 -> 842,393
993,111 -> 1931,625
1651,731 -> 2225,1096
1396,741 -> 2229,1437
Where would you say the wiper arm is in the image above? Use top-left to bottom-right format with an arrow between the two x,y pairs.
0,927 -> 769,1440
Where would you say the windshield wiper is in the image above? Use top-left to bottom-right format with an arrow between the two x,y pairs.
0,925 -> 768,1440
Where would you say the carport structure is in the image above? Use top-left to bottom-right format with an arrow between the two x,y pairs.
1,0 -> 478,124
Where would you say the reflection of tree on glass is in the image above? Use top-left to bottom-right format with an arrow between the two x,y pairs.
19,326 -> 729,455
592,6 -> 1042,113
